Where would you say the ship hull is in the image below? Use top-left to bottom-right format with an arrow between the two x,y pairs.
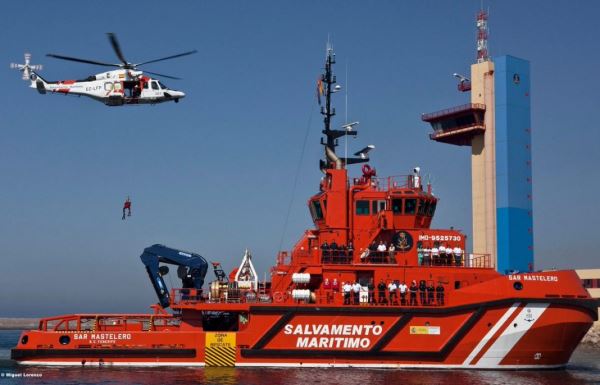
12,298 -> 595,369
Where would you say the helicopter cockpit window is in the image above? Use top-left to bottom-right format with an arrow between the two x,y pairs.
143,82 -> 149,89
151,81 -> 159,90
158,82 -> 168,90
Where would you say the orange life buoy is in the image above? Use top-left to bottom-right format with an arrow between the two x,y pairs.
273,291 -> 284,303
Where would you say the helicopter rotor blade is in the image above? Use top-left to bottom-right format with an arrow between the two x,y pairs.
107,33 -> 129,66
46,54 -> 120,67
135,50 -> 197,67
143,70 -> 182,80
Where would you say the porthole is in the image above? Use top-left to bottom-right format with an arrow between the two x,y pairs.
20,335 -> 28,345
513,282 -> 523,291
59,335 -> 70,345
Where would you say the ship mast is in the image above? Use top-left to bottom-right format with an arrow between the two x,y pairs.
319,44 -> 372,172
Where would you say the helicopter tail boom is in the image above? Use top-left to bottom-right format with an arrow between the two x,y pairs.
28,71 -> 48,94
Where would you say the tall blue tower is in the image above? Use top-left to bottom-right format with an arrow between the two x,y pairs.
494,56 -> 533,273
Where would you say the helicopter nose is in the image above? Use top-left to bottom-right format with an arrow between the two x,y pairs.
169,90 -> 185,99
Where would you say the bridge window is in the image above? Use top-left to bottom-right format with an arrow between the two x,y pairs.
356,200 -> 370,215
418,200 -> 426,215
392,198 -> 403,215
428,201 -> 437,216
405,199 -> 417,214
310,200 -> 324,221
423,200 -> 431,216
372,200 -> 386,213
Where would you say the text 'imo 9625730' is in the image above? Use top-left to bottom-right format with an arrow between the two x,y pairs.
11,45 -> 597,369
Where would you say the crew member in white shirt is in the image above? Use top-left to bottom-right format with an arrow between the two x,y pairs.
453,246 -> 463,266
431,246 -> 439,266
387,280 -> 398,305
376,241 -> 387,263
352,281 -> 362,305
398,281 -> 408,305
439,245 -> 447,266
422,248 -> 431,266
342,282 -> 352,305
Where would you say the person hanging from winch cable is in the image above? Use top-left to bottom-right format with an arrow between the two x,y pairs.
122,196 -> 132,220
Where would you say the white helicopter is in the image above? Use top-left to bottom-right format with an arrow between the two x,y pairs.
10,33 -> 196,106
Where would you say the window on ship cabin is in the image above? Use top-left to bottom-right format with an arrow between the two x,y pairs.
417,199 -> 426,215
372,200 -> 386,214
428,201 -> 437,217
356,200 -> 370,215
405,198 -> 417,215
392,198 -> 403,215
422,200 -> 431,216
310,200 -> 324,221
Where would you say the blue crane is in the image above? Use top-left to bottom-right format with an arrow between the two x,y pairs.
140,244 -> 208,308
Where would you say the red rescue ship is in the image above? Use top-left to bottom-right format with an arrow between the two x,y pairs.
12,47 -> 597,369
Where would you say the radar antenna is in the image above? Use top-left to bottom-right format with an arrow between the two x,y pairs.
319,44 -> 373,171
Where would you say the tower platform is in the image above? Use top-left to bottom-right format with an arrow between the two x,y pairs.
422,103 -> 486,146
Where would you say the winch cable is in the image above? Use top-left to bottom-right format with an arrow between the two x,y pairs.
276,99 -> 316,255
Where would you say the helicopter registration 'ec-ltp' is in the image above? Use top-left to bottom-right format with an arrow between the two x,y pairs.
10,33 -> 196,106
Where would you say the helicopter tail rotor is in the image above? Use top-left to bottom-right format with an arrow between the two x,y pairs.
10,53 -> 43,81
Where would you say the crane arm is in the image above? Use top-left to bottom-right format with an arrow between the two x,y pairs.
140,244 -> 208,308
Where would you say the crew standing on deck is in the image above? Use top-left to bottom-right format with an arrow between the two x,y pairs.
378,279 -> 387,305
367,278 -> 375,304
352,281 -> 362,305
409,280 -> 418,306
431,245 -> 439,265
436,281 -> 445,305
427,281 -> 435,305
453,246 -> 463,266
419,280 -> 427,305
388,280 -> 397,305
399,281 -> 408,305
439,245 -> 447,266
422,247 -> 431,266
342,281 -> 352,305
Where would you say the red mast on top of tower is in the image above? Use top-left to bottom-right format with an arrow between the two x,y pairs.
476,10 -> 489,63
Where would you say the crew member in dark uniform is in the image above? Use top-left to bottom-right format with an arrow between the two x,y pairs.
426,281 -> 435,305
367,278 -> 375,304
321,242 -> 330,263
419,280 -> 427,306
436,282 -> 445,305
377,279 -> 387,305
409,280 -> 418,306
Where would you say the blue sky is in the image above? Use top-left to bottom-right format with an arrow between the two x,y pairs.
1,1 -> 599,316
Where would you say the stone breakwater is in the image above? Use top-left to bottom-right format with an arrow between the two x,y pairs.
581,322 -> 600,347
0,318 -> 38,330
